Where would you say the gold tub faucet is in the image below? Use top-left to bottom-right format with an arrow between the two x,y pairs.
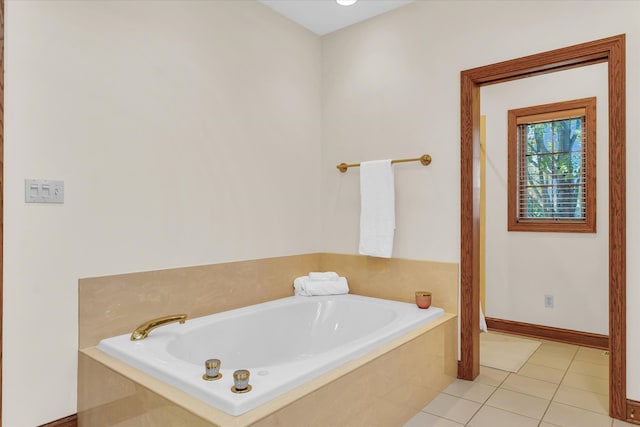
130,314 -> 188,341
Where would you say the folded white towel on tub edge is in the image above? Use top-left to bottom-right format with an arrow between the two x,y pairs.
293,276 -> 350,296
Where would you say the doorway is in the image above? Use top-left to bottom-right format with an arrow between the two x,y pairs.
458,35 -> 626,420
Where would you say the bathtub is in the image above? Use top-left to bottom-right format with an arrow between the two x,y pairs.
97,294 -> 444,416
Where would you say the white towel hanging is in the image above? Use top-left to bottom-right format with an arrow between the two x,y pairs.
359,159 -> 395,258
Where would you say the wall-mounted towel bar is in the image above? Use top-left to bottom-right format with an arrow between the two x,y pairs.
336,154 -> 432,173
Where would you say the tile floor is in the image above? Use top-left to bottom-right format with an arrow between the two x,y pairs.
404,335 -> 636,427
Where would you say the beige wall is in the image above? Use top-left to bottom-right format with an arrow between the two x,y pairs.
4,1 -> 321,425
320,0 -> 640,401
6,0 -> 640,425
482,64 -> 609,334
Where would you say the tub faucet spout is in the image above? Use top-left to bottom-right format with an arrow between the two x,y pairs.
130,314 -> 188,341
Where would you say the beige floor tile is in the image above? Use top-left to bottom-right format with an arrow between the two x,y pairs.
553,384 -> 608,415
569,359 -> 610,380
535,339 -> 572,349
528,351 -> 573,370
405,333 -> 619,427
485,388 -> 550,420
443,379 -> 496,403
536,340 -> 579,357
574,347 -> 609,365
501,372 -> 559,399
474,366 -> 509,387
403,411 -> 464,427
543,402 -> 613,427
484,331 -> 512,338
518,361 -> 566,384
421,393 -> 482,425
613,419 -> 638,426
562,371 -> 609,395
467,405 -> 539,427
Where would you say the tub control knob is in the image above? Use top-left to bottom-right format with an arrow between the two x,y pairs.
231,369 -> 252,393
202,359 -> 222,381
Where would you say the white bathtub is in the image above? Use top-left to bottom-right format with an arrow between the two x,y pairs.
97,294 -> 444,416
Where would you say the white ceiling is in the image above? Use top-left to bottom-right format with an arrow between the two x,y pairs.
258,0 -> 414,36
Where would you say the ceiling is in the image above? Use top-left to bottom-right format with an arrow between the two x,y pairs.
258,0 -> 414,36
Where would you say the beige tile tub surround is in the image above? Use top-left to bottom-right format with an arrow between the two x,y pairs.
78,351 -> 216,427
319,253 -> 458,314
79,315 -> 457,427
78,253 -> 459,426
79,254 -> 321,348
79,253 -> 458,347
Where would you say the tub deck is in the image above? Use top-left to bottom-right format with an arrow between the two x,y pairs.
95,295 -> 445,416
79,312 -> 457,426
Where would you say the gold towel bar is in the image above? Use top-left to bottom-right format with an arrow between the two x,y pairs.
337,154 -> 432,173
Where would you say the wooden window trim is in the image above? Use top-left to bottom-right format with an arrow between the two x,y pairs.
507,97 -> 597,233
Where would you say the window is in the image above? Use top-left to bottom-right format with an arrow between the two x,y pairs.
508,97 -> 596,232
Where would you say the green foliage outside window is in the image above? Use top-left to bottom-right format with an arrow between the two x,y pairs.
521,118 -> 584,219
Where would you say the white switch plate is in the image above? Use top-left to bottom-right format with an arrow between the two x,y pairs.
25,179 -> 64,204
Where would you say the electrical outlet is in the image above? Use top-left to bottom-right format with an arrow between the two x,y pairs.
25,179 -> 64,204
544,294 -> 554,308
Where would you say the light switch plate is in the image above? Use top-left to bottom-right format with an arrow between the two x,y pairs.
25,179 -> 64,204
